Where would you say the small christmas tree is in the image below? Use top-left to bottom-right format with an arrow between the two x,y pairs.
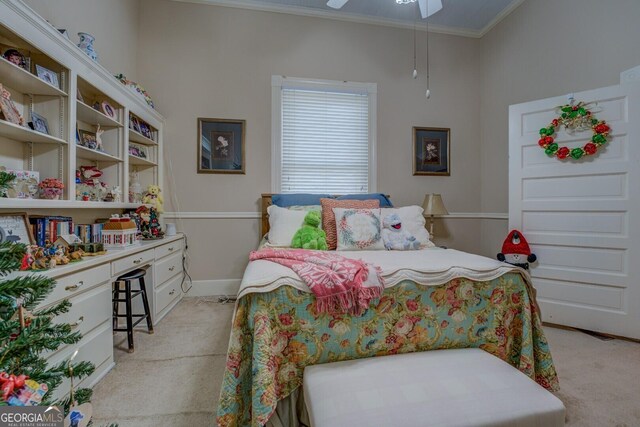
0,240 -> 94,411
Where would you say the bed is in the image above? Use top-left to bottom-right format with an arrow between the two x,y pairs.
216,194 -> 559,427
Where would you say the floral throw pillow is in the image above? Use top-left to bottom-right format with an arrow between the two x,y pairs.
333,208 -> 385,251
320,198 -> 380,250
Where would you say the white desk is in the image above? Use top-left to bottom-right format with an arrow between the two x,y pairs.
13,234 -> 186,400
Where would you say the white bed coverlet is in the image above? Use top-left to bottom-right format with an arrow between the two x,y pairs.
238,247 -> 523,298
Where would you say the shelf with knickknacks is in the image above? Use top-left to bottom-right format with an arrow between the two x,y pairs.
75,165 -> 121,203
0,36 -> 69,199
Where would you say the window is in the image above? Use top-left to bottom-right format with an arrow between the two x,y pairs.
272,76 -> 377,193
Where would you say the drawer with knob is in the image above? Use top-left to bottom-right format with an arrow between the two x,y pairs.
38,264 -> 111,309
43,282 -> 112,360
155,238 -> 184,260
57,282 -> 111,339
155,252 -> 183,286
111,249 -> 154,277
155,274 -> 182,316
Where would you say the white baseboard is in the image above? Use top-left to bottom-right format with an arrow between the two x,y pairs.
185,279 -> 241,296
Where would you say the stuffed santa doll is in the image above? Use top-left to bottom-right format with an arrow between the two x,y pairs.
497,230 -> 537,270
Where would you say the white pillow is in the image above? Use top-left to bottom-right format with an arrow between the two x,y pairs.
333,208 -> 385,251
266,205 -> 307,247
381,206 -> 435,249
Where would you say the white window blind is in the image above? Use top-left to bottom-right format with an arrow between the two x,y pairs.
280,86 -> 371,193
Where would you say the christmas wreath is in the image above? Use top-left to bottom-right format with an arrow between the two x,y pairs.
538,101 -> 611,160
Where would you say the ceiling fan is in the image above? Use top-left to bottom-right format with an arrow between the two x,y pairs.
326,0 -> 443,19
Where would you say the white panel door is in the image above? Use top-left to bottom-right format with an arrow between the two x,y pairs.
509,83 -> 640,339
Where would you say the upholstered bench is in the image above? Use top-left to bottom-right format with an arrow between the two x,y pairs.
303,348 -> 565,427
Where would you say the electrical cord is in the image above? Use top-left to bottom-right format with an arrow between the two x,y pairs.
163,144 -> 193,294
180,233 -> 193,294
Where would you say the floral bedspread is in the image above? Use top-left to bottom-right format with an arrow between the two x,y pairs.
216,273 -> 559,427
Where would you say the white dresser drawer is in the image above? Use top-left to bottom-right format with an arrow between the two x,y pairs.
155,274 -> 181,316
111,249 -> 154,277
57,283 -> 112,339
155,252 -> 183,286
47,321 -> 113,402
38,264 -> 111,309
155,239 -> 183,260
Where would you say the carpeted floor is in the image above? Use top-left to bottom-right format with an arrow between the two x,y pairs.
91,297 -> 640,426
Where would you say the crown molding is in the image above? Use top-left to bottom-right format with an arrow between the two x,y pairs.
170,0 -> 522,38
477,0 -> 525,37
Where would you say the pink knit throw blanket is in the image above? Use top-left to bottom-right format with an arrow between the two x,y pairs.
249,249 -> 384,316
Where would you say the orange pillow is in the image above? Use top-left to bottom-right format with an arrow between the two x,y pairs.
320,198 -> 380,250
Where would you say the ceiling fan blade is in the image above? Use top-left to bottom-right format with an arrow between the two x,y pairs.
418,0 -> 443,19
327,0 -> 349,9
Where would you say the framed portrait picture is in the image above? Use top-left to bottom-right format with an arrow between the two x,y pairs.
129,114 -> 142,133
2,48 -> 30,72
129,142 -> 148,159
0,92 -> 23,126
78,129 -> 97,150
139,121 -> 152,139
29,111 -> 49,134
197,118 -> 245,174
100,101 -> 116,119
413,127 -> 450,176
35,64 -> 59,88
0,213 -> 34,245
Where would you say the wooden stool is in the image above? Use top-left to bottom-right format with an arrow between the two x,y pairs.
112,268 -> 153,352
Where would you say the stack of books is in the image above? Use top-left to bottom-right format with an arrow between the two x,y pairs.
29,215 -> 73,247
28,216 -> 105,246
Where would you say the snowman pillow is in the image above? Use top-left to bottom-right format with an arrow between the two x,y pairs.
380,206 -> 435,250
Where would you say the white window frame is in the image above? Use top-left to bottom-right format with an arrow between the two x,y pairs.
271,75 -> 377,193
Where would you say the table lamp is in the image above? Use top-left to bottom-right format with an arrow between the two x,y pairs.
422,193 -> 448,236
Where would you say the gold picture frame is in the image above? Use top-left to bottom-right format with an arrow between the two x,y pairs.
197,118 -> 246,174
412,127 -> 450,176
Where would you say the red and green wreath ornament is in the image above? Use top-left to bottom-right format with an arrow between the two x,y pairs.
538,102 -> 611,160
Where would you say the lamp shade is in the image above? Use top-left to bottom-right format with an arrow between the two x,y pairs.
422,194 -> 448,216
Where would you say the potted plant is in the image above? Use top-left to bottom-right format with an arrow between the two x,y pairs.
38,177 -> 64,200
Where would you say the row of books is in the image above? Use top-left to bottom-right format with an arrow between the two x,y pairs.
28,216 -> 104,246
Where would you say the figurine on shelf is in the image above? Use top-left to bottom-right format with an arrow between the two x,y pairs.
75,170 -> 82,184
129,171 -> 142,203
69,248 -> 85,261
135,206 -> 164,239
95,124 -> 104,152
112,186 -> 122,203
19,246 -> 34,271
38,178 -> 64,200
31,248 -> 48,270
142,185 -> 163,213
80,166 -> 102,181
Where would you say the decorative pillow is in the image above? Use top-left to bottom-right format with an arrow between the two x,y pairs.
337,193 -> 393,207
333,208 -> 385,251
272,193 -> 332,207
266,205 -> 307,247
320,198 -> 380,250
380,206 -> 435,249
287,205 -> 322,213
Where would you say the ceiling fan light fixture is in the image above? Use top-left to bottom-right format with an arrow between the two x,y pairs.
396,0 -> 417,4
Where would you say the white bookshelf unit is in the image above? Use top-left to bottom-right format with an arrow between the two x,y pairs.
0,0 -> 178,400
0,0 -> 164,209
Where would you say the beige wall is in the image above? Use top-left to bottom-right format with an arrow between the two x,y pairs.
138,0 -> 485,282
24,0 -> 140,80
478,0 -> 640,255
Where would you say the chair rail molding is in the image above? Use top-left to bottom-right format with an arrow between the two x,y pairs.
163,211 -> 508,220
